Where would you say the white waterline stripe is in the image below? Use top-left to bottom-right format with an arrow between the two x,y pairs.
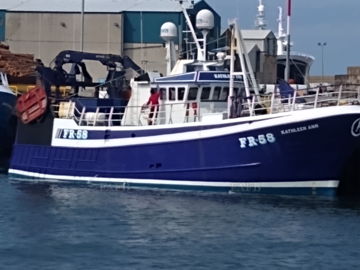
8,169 -> 339,188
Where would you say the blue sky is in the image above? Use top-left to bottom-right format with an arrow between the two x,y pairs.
205,0 -> 360,76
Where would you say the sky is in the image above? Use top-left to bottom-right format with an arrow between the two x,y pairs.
205,0 -> 360,76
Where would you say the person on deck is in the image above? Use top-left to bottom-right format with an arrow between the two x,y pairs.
144,88 -> 160,125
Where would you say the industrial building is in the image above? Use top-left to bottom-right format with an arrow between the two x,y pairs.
0,0 -> 221,81
241,30 -> 277,84
0,0 -> 278,84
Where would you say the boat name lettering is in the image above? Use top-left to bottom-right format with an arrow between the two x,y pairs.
231,183 -> 261,193
238,133 -> 276,148
213,74 -> 241,80
280,124 -> 319,135
351,118 -> 360,137
57,129 -> 88,140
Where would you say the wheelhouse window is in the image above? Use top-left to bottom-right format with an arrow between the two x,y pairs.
200,87 -> 211,101
159,88 -> 166,100
178,87 -> 185,101
188,87 -> 198,101
169,87 -> 176,101
220,87 -> 229,101
234,87 -> 239,96
212,86 -> 221,100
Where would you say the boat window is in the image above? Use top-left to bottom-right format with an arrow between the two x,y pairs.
200,87 -> 211,101
178,87 -> 185,101
212,86 -> 221,100
188,87 -> 198,101
234,87 -> 239,96
220,87 -> 229,101
185,65 -> 195,72
240,87 -> 246,97
159,88 -> 166,100
169,87 -> 176,101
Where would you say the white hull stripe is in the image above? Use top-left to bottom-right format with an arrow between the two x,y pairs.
8,169 -> 339,188
52,105 -> 360,148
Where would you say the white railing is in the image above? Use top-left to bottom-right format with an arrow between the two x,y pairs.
51,85 -> 360,127
52,101 -> 202,127
241,85 -> 360,116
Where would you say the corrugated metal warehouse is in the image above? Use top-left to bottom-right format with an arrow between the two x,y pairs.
0,0 -> 221,82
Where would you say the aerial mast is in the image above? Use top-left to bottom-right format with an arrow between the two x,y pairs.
276,6 -> 286,55
196,9 -> 214,62
255,0 -> 267,30
284,0 -> 291,82
160,22 -> 178,75
81,0 -> 85,52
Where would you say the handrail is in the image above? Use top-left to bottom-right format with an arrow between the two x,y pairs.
291,89 -> 297,111
337,85 -> 343,106
108,107 -> 114,127
50,85 -> 360,127
314,88 -> 319,108
239,86 -> 360,116
79,107 -> 86,125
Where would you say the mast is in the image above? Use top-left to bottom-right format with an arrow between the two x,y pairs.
179,2 -> 204,61
284,0 -> 291,82
276,7 -> 285,55
228,20 -> 261,116
81,0 -> 85,52
255,0 -> 267,30
228,23 -> 235,118
160,22 -> 178,75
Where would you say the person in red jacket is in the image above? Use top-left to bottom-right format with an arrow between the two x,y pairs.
144,88 -> 160,125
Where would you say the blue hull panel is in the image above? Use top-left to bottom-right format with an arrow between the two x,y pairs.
0,91 -> 16,171
9,112 -> 360,195
0,91 -> 16,129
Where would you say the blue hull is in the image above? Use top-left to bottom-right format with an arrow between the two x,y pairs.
0,91 -> 16,172
9,109 -> 360,195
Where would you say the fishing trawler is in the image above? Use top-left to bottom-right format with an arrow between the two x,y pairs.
0,72 -> 17,172
8,6 -> 360,195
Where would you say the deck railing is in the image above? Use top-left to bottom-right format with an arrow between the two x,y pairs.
52,101 -> 202,127
51,85 -> 360,127
241,85 -> 360,116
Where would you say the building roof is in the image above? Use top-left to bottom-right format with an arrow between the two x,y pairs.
241,30 -> 274,40
0,0 -> 193,13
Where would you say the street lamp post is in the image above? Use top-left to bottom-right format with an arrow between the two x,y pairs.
317,42 -> 327,84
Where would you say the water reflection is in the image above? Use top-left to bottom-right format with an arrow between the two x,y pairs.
7,177 -> 360,213
1,175 -> 360,269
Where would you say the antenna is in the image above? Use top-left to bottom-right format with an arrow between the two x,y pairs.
284,0 -> 292,82
177,1 -> 214,62
255,0 -> 267,30
276,6 -> 285,55
196,9 -> 214,61
160,22 -> 178,75
178,3 -> 202,61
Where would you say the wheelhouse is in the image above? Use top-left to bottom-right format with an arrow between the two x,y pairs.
152,70 -> 243,124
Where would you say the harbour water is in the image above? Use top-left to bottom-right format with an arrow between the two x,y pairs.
1,173 -> 360,269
